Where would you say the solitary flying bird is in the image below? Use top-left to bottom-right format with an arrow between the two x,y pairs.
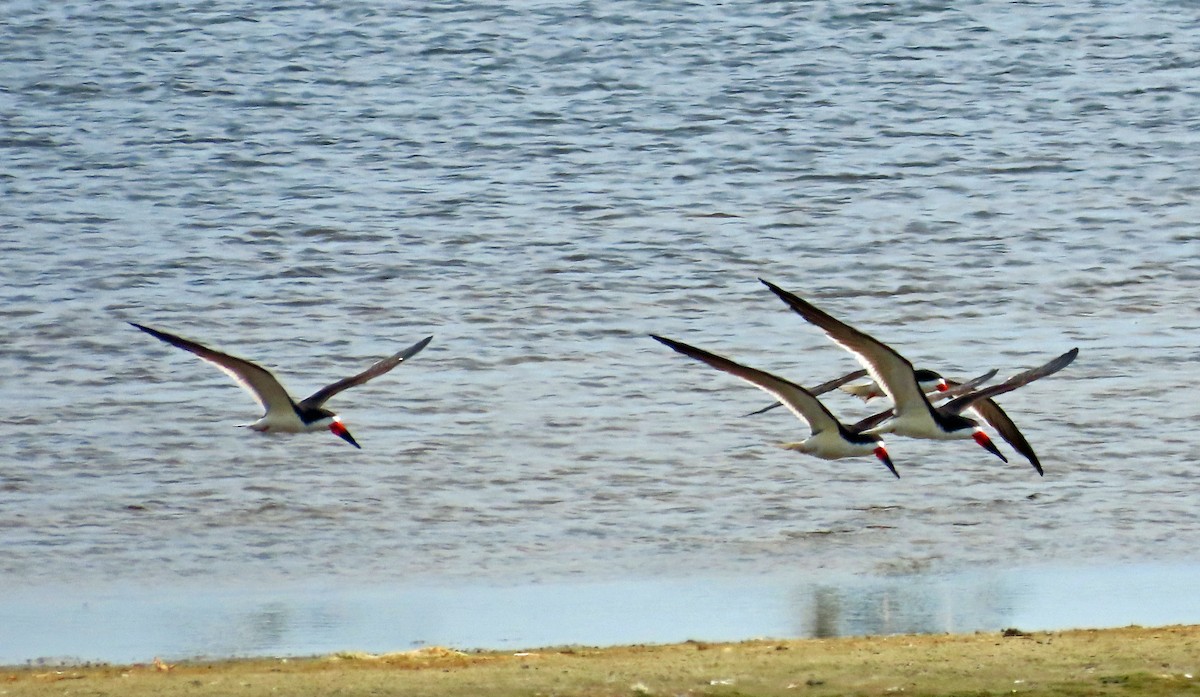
651,334 -> 900,478
130,322 -> 432,448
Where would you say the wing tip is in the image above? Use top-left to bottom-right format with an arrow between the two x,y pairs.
129,321 -> 173,343
650,334 -> 682,351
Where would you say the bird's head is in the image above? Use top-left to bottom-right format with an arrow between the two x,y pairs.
914,369 -> 949,394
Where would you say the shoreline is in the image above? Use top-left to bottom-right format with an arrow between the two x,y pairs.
6,561 -> 1200,666
7,625 -> 1200,697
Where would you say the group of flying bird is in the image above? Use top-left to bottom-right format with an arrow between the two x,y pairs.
653,279 -> 1078,478
129,279 -> 1076,479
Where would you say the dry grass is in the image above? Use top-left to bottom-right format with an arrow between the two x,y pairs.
5,625 -> 1200,696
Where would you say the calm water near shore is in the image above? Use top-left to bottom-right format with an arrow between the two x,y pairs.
3,2 -> 1200,663
7,563 -> 1200,664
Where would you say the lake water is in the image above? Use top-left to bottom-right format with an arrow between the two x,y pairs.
2,1 -> 1199,664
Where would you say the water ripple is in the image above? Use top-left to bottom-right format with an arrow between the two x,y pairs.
0,0 -> 1198,594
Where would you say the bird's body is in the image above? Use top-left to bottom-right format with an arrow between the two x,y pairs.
242,404 -> 332,434
841,368 -> 949,402
129,322 -> 432,448
780,426 -> 887,461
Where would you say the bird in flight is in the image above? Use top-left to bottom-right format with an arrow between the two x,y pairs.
651,334 -> 901,478
130,322 -> 432,448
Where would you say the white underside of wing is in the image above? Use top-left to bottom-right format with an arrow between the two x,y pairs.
827,337 -> 928,413
198,357 -> 297,419
730,371 -> 843,436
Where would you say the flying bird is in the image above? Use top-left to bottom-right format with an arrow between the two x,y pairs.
130,322 -> 432,448
848,348 -> 1078,475
651,334 -> 900,478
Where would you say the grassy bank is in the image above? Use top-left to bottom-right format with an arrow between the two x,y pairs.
5,625 -> 1200,696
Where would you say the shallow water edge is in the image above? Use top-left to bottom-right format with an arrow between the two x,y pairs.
5,562 -> 1198,665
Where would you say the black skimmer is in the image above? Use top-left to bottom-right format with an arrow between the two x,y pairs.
651,334 -> 900,478
849,349 -> 1078,475
760,278 -> 1026,463
130,322 -> 433,448
842,369 -> 949,401
744,367 -> 991,417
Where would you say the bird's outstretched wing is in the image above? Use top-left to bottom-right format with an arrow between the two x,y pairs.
299,335 -> 433,410
130,322 -> 295,415
939,348 -> 1079,416
760,279 -> 935,420
742,368 -> 867,417
651,335 -> 847,437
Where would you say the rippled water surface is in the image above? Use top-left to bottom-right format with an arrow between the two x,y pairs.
2,0 -> 1199,660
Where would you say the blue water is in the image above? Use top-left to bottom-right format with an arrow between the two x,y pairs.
2,1 -> 1199,663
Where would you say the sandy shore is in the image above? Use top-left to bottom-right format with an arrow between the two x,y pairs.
5,624 -> 1199,696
